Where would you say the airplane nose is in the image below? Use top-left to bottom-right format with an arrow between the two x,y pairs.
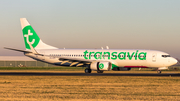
171,58 -> 178,65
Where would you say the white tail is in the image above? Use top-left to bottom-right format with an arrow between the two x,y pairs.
20,18 -> 58,50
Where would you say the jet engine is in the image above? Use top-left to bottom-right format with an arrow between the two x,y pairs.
90,62 -> 112,71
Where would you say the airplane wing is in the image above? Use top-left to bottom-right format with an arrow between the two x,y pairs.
59,57 -> 96,67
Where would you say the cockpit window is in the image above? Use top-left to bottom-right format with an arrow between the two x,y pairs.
162,55 -> 170,58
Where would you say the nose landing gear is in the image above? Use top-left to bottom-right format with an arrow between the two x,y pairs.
157,70 -> 161,74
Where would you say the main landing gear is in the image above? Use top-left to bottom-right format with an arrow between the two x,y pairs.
85,68 -> 92,73
84,68 -> 104,73
97,71 -> 103,73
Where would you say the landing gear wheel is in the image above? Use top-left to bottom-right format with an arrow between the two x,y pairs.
157,70 -> 161,74
97,71 -> 103,73
85,69 -> 92,73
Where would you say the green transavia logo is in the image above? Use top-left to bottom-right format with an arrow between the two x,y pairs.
99,63 -> 104,69
83,50 -> 147,60
22,25 -> 40,49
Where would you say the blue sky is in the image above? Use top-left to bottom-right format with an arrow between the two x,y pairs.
0,0 -> 180,58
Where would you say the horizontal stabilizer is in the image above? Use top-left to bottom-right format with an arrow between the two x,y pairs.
4,47 -> 43,56
4,47 -> 32,53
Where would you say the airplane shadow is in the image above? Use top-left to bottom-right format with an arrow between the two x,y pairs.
0,72 -> 180,76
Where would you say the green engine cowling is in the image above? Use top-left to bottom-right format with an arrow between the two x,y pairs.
90,62 -> 112,71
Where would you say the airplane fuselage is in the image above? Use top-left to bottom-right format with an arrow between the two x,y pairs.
25,49 -> 177,70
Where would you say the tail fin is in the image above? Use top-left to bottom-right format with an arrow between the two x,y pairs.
20,18 -> 58,50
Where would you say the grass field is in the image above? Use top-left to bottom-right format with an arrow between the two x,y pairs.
0,75 -> 180,101
0,69 -> 180,100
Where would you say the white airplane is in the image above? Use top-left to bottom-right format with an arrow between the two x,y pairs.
5,18 -> 178,74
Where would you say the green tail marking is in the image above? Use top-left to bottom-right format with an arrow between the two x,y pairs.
22,25 -> 40,49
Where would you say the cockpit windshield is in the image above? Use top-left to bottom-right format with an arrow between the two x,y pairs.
162,55 -> 170,58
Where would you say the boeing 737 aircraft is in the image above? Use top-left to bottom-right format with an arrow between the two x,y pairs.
5,18 -> 178,73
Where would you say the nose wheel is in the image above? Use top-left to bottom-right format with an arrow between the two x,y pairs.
157,70 -> 161,74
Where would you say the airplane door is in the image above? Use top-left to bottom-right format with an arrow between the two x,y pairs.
152,53 -> 156,62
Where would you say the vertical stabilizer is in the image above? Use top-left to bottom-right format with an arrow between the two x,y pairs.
20,18 -> 58,50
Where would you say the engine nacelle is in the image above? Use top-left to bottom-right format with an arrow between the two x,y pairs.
90,62 -> 112,71
112,67 -> 131,71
